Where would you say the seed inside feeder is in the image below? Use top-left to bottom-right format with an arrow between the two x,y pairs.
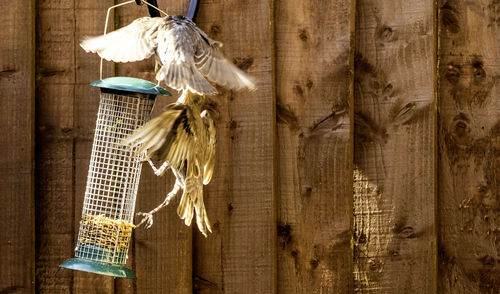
78,214 -> 136,252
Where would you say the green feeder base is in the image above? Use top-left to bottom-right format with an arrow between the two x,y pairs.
59,258 -> 136,279
91,77 -> 171,96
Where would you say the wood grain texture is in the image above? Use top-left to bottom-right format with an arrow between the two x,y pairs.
192,1 -> 276,293
353,0 -> 436,292
0,1 -> 35,293
35,1 -> 77,292
114,1 -> 193,293
438,0 -> 499,292
275,0 -> 354,293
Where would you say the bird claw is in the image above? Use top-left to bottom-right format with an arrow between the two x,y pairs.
136,212 -> 154,229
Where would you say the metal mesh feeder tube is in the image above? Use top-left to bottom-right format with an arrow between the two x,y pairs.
60,77 -> 170,278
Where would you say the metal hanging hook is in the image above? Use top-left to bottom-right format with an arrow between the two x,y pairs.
187,0 -> 200,22
136,0 -> 161,18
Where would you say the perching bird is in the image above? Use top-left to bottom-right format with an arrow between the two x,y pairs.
122,91 -> 216,237
80,15 -> 255,94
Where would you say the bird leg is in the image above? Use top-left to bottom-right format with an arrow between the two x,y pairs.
145,154 -> 169,176
135,179 -> 182,228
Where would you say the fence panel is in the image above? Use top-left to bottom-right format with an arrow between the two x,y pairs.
15,0 -> 500,292
353,0 -> 437,292
438,0 -> 500,292
275,0 -> 355,293
0,1 -> 35,293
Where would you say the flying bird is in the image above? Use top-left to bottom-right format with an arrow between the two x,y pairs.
122,91 -> 216,237
81,15 -> 255,237
80,15 -> 255,94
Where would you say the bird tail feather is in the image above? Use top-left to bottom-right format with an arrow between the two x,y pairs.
156,62 -> 217,95
177,180 -> 212,237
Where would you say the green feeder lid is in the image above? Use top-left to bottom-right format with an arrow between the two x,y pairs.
91,77 -> 171,96
60,258 -> 136,279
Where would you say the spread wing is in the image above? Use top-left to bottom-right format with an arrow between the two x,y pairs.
201,110 -> 216,185
121,104 -> 184,162
155,16 -> 255,94
80,17 -> 164,63
192,26 -> 256,91
121,103 -> 197,176
155,17 -> 216,95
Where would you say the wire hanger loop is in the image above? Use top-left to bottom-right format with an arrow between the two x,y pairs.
99,0 -> 168,79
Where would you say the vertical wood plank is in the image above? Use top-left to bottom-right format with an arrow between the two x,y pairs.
274,0 -> 354,293
114,1 -> 193,293
35,1 -> 77,292
0,1 -> 35,293
192,0 -> 276,293
73,1 -> 115,293
353,0 -> 437,292
437,0 -> 499,292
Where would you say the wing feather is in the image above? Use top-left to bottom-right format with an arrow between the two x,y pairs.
127,104 -> 196,174
121,105 -> 183,163
192,27 -> 256,91
80,17 -> 164,63
201,110 -> 216,185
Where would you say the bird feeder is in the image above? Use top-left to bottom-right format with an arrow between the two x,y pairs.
59,77 -> 170,278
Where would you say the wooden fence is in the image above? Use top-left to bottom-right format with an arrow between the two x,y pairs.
1,0 -> 498,293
